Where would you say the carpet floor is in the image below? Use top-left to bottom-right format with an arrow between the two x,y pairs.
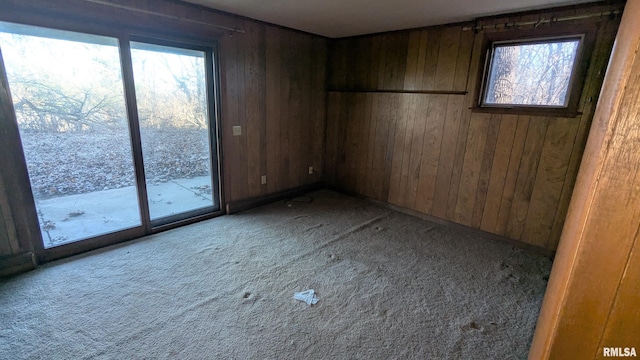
0,190 -> 552,359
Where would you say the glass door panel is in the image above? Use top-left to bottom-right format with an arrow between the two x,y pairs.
0,23 -> 142,248
130,42 -> 216,222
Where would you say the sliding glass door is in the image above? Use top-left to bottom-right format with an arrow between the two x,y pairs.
0,22 -> 220,252
130,41 -> 217,223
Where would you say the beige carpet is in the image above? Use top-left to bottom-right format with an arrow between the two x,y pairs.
0,190 -> 552,359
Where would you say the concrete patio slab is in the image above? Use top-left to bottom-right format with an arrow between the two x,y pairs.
35,176 -> 214,247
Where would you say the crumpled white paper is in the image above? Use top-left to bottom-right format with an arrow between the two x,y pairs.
293,289 -> 319,305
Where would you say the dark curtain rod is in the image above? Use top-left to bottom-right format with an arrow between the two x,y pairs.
463,10 -> 621,31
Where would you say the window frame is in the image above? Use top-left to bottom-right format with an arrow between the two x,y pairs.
473,24 -> 597,117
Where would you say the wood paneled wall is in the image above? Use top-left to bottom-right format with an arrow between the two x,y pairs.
0,168 -> 18,257
531,0 -> 640,357
219,21 -> 326,202
325,3 -> 623,251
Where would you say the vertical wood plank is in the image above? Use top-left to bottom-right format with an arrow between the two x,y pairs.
325,93 -> 341,185
364,93 -> 381,198
220,33 -> 239,201
598,237 -> 640,354
452,27 -> 474,92
355,37 -> 372,90
480,115 -> 519,233
244,21 -> 262,197
329,39 -> 348,90
396,94 -> 419,207
505,117 -> 549,240
403,31 -> 423,91
445,27 -> 483,221
495,116 -> 531,235
265,26 -> 281,194
370,95 -> 392,200
288,32 -> 304,189
401,94 -> 427,209
445,108 -> 472,221
382,33 -> 409,89
235,25 -> 248,199
414,95 -> 448,213
434,26 -> 462,91
335,93 -> 350,189
387,95 -> 411,205
355,93 -> 374,194
376,35 -> 390,89
522,117 -> 580,248
411,30 -> 429,92
421,28 -> 442,90
369,36 -> 382,90
343,93 -> 363,192
471,114 -> 501,228
0,172 -> 18,255
432,95 -> 465,218
453,113 -> 491,226
278,30 -> 291,190
298,32 -> 313,187
311,36 -> 327,184
0,208 -> 11,256
257,25 -> 268,194
344,38 -> 359,90
382,94 -> 401,201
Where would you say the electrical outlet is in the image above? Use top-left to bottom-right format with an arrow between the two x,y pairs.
308,166 -> 314,175
261,175 -> 267,185
232,126 -> 242,136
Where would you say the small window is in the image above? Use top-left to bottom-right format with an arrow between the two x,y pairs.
475,27 -> 594,117
483,37 -> 581,107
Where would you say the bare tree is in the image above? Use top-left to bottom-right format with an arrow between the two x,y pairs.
134,51 -> 207,130
11,77 -> 124,132
487,46 -> 519,104
1,33 -> 126,133
486,40 -> 578,106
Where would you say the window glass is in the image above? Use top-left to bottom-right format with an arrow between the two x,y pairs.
483,38 -> 581,108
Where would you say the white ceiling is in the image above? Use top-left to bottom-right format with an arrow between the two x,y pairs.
182,0 -> 598,38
